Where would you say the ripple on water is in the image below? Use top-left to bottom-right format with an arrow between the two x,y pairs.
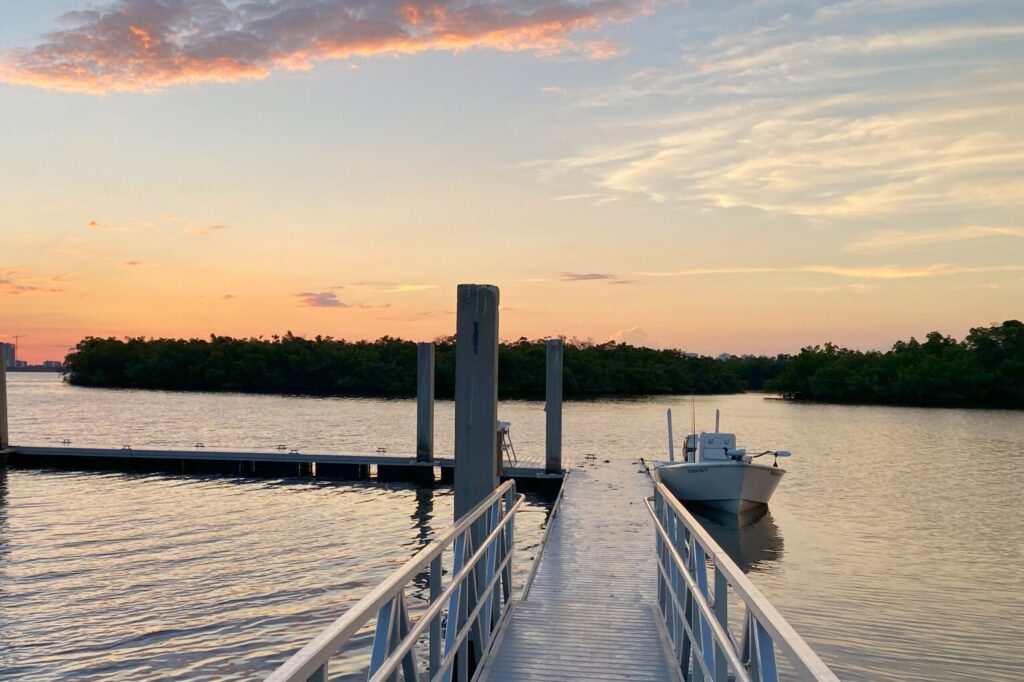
0,468 -> 550,680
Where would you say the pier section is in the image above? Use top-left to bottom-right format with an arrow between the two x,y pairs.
479,457 -> 679,681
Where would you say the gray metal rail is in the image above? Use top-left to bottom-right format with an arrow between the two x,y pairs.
646,484 -> 839,682
266,480 -> 523,682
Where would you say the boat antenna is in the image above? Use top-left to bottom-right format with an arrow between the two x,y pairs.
715,408 -> 720,433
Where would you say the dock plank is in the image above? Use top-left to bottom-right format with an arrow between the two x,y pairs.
480,458 -> 679,681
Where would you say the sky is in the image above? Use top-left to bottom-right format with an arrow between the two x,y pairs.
1,0 -> 1022,363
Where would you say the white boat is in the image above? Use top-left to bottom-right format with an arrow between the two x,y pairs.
652,409 -> 790,513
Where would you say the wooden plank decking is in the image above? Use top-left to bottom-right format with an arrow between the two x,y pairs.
480,457 -> 680,681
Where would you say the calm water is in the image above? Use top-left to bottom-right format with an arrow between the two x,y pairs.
2,373 -> 1023,680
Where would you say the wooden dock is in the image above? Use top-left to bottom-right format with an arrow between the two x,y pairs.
479,457 -> 679,681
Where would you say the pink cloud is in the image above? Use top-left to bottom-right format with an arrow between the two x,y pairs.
1,0 -> 641,94
583,38 -> 629,59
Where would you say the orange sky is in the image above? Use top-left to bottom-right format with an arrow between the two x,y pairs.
2,0 -> 1022,363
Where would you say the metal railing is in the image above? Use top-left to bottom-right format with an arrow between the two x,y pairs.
646,484 -> 839,682
267,480 -> 523,682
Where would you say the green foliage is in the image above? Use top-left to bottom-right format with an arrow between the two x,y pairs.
62,334 -> 747,399
765,321 -> 1024,408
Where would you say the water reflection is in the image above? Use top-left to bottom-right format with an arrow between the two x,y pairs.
0,467 -> 548,681
690,506 -> 784,572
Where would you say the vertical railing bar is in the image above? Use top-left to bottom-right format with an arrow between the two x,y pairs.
746,612 -> 760,681
457,529 -> 470,682
429,555 -> 442,679
689,533 -> 706,682
479,501 -> 500,644
368,598 -> 397,679
396,593 -> 422,682
755,619 -> 779,682
440,533 -> 465,682
713,566 -> 729,682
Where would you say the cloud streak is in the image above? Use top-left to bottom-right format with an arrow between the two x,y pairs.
296,291 -> 348,307
0,0 -> 639,94
560,271 -> 617,281
1,268 -> 66,295
846,225 -> 1024,251
640,264 -> 1024,280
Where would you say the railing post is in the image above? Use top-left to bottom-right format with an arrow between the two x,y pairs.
0,359 -> 8,451
454,284 -> 500,519
713,568 -> 729,682
429,556 -> 442,677
544,339 -> 563,473
416,342 -> 435,464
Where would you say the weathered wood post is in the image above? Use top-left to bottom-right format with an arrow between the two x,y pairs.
0,359 -> 8,451
415,342 -> 436,484
453,284 -> 500,678
454,284 -> 500,519
545,338 -> 563,473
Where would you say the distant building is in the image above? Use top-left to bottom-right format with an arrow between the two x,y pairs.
42,360 -> 63,370
14,360 -> 28,369
1,342 -> 14,369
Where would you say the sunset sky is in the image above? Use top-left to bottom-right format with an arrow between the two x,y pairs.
2,0 -> 1022,363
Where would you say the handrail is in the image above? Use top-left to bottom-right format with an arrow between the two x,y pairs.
648,483 -> 839,682
266,480 -> 522,682
521,469 -> 569,599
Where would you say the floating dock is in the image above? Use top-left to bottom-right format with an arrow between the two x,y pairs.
4,445 -> 559,490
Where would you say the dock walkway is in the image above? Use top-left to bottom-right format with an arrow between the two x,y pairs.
480,457 -> 678,681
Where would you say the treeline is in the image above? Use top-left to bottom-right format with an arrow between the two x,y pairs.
61,321 -> 1023,407
765,321 -> 1023,408
62,334 -> 750,399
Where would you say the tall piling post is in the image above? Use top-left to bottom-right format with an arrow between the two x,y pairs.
453,284 -> 500,678
415,342 -> 436,484
545,338 -> 563,473
0,359 -> 8,451
416,342 -> 435,462
453,284 -> 500,519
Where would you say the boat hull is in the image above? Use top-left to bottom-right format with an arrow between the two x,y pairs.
655,461 -> 785,513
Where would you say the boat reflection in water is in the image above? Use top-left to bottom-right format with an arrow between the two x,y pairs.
689,505 -> 784,573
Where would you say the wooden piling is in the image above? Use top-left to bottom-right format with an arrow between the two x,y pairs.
545,338 -> 563,474
0,360 -> 8,452
416,342 -> 435,464
453,284 -> 501,519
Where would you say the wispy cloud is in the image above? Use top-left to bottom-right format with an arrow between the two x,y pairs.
539,12 -> 1024,220
583,39 -> 629,60
351,281 -> 439,293
296,291 -> 348,307
0,0 -> 642,94
85,218 -> 134,232
121,260 -> 145,267
847,225 -> 1024,251
640,264 -> 1024,280
561,271 -> 617,281
185,223 -> 231,237
0,268 -> 66,295
785,283 -> 879,294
